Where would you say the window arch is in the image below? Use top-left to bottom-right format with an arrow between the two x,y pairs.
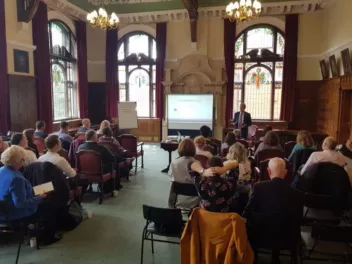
234,25 -> 284,120
117,32 -> 156,117
48,20 -> 78,121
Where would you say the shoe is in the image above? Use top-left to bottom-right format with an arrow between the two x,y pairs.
116,184 -> 123,191
43,234 -> 63,246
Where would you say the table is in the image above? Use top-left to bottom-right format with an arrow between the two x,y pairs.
160,141 -> 179,173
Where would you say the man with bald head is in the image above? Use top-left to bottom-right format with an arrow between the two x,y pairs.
301,136 -> 345,174
243,158 -> 303,219
233,103 -> 252,139
77,118 -> 91,133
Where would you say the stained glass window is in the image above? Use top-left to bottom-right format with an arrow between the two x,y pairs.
233,26 -> 284,120
49,21 -> 78,121
117,32 -> 156,117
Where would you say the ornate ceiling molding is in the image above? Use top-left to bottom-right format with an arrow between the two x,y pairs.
88,0 -> 173,5
44,0 -> 332,23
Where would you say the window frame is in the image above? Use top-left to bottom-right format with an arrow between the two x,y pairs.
234,24 -> 285,121
117,31 -> 156,118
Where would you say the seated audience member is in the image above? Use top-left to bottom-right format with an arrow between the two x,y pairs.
23,129 -> 40,158
97,120 -> 110,135
301,136 -> 345,174
338,138 -> 352,181
288,130 -> 316,160
188,157 -> 241,213
11,133 -> 37,167
200,125 -> 217,149
98,127 -> 125,154
34,120 -> 48,139
233,129 -> 242,140
243,158 -> 303,219
221,132 -> 236,152
0,146 -> 61,245
194,136 -> 213,159
259,125 -> 273,141
254,131 -> 283,159
78,130 -> 122,190
57,121 -> 73,149
0,136 -> 9,153
77,118 -> 91,133
39,135 -> 76,178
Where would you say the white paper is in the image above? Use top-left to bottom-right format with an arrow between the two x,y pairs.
118,102 -> 138,129
33,182 -> 54,195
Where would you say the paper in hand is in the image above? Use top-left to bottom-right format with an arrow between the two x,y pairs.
33,182 -> 54,196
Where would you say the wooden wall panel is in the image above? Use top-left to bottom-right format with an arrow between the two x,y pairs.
130,118 -> 161,142
8,75 -> 37,132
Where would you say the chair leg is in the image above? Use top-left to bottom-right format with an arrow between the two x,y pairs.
15,231 -> 24,264
99,183 -> 104,204
140,230 -> 145,264
135,157 -> 138,174
142,154 -> 144,168
151,233 -> 154,254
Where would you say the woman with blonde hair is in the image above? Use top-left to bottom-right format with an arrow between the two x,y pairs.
288,130 -> 316,159
194,136 -> 213,159
97,120 -> 111,135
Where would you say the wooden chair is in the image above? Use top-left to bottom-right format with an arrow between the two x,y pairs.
236,139 -> 249,149
194,154 -> 209,168
284,141 -> 296,158
33,136 -> 45,154
76,150 -> 115,204
222,147 -> 229,158
256,149 -> 285,166
210,138 -> 221,153
255,159 -> 293,184
203,144 -> 216,156
58,149 -> 69,162
118,134 -> 144,174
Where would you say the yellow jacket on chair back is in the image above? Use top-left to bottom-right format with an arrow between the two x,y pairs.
181,208 -> 254,264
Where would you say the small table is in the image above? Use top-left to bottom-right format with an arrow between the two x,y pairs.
160,141 -> 179,173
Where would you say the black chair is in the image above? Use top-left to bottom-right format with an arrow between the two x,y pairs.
289,148 -> 316,176
247,211 -> 302,264
168,182 -> 199,210
301,223 -> 352,262
284,141 -> 296,158
141,205 -> 184,264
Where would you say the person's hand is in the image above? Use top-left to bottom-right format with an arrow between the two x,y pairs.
39,192 -> 47,199
201,168 -> 215,177
212,166 -> 226,175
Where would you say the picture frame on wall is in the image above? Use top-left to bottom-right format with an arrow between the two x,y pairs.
320,60 -> 329,79
13,49 -> 29,73
329,55 -> 339,77
341,48 -> 352,75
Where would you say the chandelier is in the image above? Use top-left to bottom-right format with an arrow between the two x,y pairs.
87,7 -> 119,30
226,0 -> 262,23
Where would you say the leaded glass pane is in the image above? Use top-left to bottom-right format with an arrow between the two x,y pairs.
245,62 -> 256,70
119,66 -> 126,83
152,84 -> 156,118
275,62 -> 284,82
152,40 -> 157,60
152,65 -> 156,83
52,64 -> 66,120
246,28 -> 274,53
235,63 -> 244,83
118,43 -> 125,60
262,62 -> 273,69
128,69 -> 150,117
119,83 -> 126,102
128,65 -> 138,72
235,34 -> 244,58
128,34 -> 149,56
277,33 -> 285,55
274,88 -> 282,120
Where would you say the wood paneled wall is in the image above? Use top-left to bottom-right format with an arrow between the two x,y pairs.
8,75 -> 37,132
130,118 -> 161,142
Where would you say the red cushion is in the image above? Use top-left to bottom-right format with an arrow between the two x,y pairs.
81,173 -> 112,183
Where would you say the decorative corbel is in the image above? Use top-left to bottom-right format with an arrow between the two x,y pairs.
162,82 -> 173,94
181,0 -> 198,48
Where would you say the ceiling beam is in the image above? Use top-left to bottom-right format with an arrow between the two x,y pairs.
181,0 -> 198,43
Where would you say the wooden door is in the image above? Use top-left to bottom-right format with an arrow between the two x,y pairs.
337,90 -> 352,143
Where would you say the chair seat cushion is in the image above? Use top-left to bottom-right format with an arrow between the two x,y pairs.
80,173 -> 112,183
303,207 -> 340,224
146,222 -> 182,238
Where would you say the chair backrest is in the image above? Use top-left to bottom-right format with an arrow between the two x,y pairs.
236,139 -> 249,149
119,134 -> 137,152
254,140 -> 263,152
58,149 -> 69,162
98,141 -> 119,154
142,204 -> 183,228
171,181 -> 198,197
303,193 -> 336,211
222,147 -> 229,158
256,148 -> 284,165
258,159 -> 293,184
247,125 -> 259,141
33,137 -> 46,154
311,223 -> 352,242
0,200 -> 10,219
210,138 -> 221,152
194,154 -> 209,168
75,133 -> 86,140
284,141 -> 296,158
289,148 -> 316,175
76,150 -> 103,176
203,144 -> 217,155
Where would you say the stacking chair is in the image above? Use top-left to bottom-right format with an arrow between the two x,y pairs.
284,141 -> 296,158
119,134 -> 144,174
256,149 -> 284,166
33,136 -> 46,154
58,149 -> 69,162
255,159 -> 293,184
76,150 -> 115,204
168,182 -> 199,212
194,154 -> 209,168
141,205 -> 184,264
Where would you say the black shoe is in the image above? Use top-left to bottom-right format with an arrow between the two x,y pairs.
116,184 -> 123,191
43,234 -> 63,246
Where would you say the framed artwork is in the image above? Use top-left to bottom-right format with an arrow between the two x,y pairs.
13,49 -> 29,73
329,55 -> 339,77
320,60 -> 329,79
341,48 -> 352,75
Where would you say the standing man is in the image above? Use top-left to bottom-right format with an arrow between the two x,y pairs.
233,103 -> 252,139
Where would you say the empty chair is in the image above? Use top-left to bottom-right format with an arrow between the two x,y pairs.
118,134 -> 144,174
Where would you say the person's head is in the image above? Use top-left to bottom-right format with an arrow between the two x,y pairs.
0,145 -> 26,170
225,132 -> 237,147
60,121 -> 70,133
35,120 -> 46,131
194,136 -> 206,150
322,136 -> 337,151
85,129 -> 97,142
178,138 -> 196,157
263,125 -> 273,136
11,133 -> 28,148
268,158 -> 287,179
233,129 -> 241,139
296,130 -> 314,147
209,157 -> 224,176
99,120 -> 110,132
200,125 -> 211,138
240,103 -> 246,112
102,127 -> 113,138
263,131 -> 280,147
45,135 -> 61,152
226,142 -> 248,163
23,129 -> 35,143
346,137 -> 352,151
82,118 -> 91,129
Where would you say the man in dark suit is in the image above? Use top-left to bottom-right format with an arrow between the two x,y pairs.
233,103 -> 252,139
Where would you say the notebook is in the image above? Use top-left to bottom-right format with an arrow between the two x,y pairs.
33,182 -> 54,196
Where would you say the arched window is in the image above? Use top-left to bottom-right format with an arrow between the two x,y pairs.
48,20 -> 78,121
117,32 -> 156,117
234,25 -> 284,120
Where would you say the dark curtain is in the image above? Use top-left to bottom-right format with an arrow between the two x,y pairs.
224,19 -> 236,128
0,0 -> 9,133
105,29 -> 118,120
32,2 -> 53,132
281,14 -> 298,123
76,20 -> 88,119
156,23 -> 167,119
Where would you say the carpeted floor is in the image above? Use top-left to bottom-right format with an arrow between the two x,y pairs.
0,144 -> 343,264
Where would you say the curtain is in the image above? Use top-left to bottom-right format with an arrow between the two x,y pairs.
224,19 -> 236,128
32,2 -> 52,132
76,20 -> 88,119
156,23 -> 167,119
105,29 -> 118,120
0,0 -> 9,133
280,14 -> 298,123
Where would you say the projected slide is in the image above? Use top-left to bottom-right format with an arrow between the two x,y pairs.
167,94 -> 213,130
